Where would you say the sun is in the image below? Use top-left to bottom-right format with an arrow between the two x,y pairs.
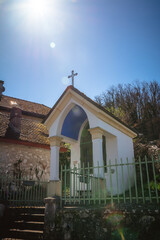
27,0 -> 48,18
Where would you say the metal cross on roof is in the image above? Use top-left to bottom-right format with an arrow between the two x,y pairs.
68,70 -> 78,87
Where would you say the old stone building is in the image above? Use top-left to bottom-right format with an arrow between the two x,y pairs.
0,93 -> 52,179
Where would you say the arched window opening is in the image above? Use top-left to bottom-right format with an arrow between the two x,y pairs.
80,122 -> 93,179
61,105 -> 87,140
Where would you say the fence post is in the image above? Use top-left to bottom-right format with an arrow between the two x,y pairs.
109,160 -> 113,206
60,165 -> 63,208
126,158 -> 132,203
88,162 -> 90,204
139,156 -> 145,204
78,163 -> 81,204
115,159 -> 119,204
83,163 -> 85,204
44,197 -> 60,240
151,156 -> 159,203
133,158 -> 138,203
120,158 -> 126,203
145,156 -> 152,203
73,165 -> 76,204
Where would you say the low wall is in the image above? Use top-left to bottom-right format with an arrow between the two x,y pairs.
44,198 -> 160,240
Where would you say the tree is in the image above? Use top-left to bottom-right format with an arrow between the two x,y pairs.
95,80 -> 160,140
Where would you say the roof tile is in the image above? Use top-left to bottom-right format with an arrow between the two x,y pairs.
0,111 -> 49,145
0,95 -> 50,115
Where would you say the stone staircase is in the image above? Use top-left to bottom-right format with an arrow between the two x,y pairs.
2,207 -> 45,240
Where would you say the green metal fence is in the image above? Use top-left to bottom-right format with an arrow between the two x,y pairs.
61,155 -> 160,206
0,175 -> 48,206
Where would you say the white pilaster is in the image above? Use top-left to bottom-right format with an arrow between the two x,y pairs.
89,127 -> 104,178
70,142 -> 80,168
49,136 -> 62,181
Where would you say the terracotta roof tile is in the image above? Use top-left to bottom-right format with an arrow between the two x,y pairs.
0,112 -> 9,136
0,95 -> 50,115
0,111 -> 49,145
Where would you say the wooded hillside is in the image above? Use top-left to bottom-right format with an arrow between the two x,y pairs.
95,80 -> 160,141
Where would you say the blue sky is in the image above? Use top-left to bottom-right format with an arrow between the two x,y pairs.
0,0 -> 160,108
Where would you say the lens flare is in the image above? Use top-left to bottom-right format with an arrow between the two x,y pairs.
50,42 -> 56,48
72,106 -> 82,116
119,229 -> 125,240
105,212 -> 124,227
62,77 -> 69,85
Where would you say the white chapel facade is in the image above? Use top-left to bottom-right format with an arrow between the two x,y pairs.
44,85 -> 137,194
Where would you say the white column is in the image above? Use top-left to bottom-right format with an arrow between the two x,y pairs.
70,142 -> 80,168
49,136 -> 62,181
89,127 -> 104,178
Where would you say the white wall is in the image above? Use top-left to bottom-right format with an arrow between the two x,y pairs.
48,97 -> 135,196
104,132 -> 134,195
88,110 -> 135,195
105,133 -> 118,162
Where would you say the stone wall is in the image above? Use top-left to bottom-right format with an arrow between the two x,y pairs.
0,141 -> 50,180
44,198 -> 160,240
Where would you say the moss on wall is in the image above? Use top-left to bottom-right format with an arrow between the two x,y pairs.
44,204 -> 160,240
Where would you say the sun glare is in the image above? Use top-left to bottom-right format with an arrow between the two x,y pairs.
27,0 -> 48,18
14,0 -> 64,36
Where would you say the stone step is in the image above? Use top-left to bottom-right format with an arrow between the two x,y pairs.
10,207 -> 45,215
2,207 -> 45,239
4,229 -> 43,240
10,221 -> 44,231
15,213 -> 44,222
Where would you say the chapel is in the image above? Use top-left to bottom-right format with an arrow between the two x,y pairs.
43,85 -> 137,194
0,80 -> 137,194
